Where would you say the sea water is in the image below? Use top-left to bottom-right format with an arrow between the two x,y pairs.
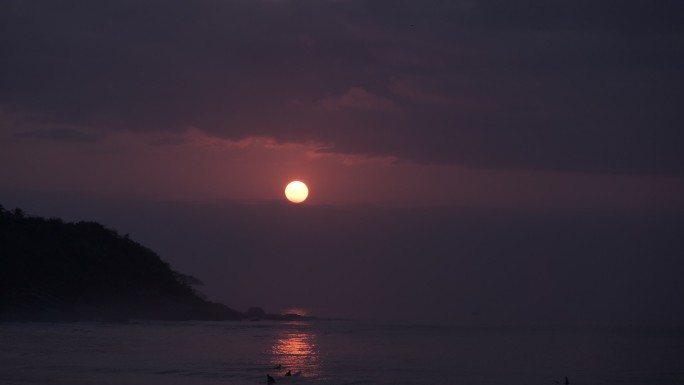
1,320 -> 683,385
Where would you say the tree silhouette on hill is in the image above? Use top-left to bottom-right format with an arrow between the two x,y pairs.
0,204 -> 242,321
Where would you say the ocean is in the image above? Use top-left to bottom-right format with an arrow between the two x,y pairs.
1,320 -> 683,385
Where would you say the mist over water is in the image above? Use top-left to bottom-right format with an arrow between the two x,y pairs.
2,190 -> 683,326
2,320 -> 683,385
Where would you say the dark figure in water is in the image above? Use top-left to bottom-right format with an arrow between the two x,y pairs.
273,364 -> 282,370
285,370 -> 292,376
267,374 -> 276,384
565,376 -> 570,385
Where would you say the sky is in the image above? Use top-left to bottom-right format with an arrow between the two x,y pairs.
1,0 -> 683,325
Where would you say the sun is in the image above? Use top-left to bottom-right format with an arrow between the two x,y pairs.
285,181 -> 309,203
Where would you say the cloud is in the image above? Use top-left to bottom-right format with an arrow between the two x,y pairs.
2,125 -> 682,210
13,128 -> 104,143
320,87 -> 397,112
389,78 -> 483,109
1,0 -> 683,175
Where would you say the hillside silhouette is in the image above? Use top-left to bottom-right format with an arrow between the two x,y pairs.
0,205 -> 245,322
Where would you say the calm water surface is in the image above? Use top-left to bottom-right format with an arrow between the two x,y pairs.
1,320 -> 683,385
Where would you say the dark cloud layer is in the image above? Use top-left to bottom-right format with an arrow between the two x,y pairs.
2,0 -> 683,174
13,127 -> 103,142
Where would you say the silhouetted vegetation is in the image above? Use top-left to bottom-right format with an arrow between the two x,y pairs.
0,205 -> 243,322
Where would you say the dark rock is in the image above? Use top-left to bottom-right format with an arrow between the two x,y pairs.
246,307 -> 267,318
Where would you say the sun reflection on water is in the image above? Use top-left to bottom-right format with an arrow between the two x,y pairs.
270,323 -> 321,377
